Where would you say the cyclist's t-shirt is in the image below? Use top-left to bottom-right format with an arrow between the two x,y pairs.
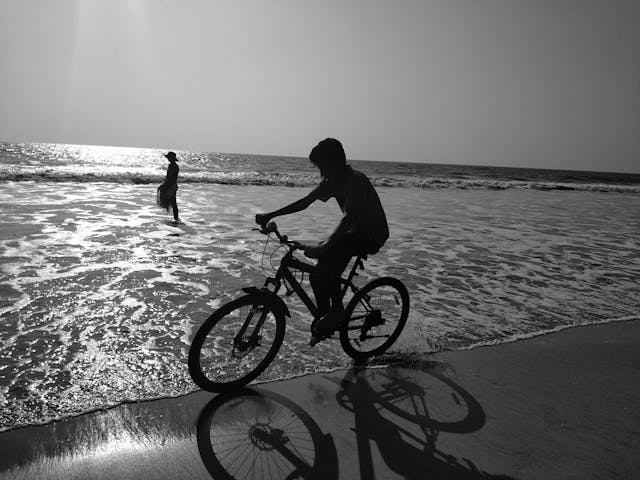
309,166 -> 389,253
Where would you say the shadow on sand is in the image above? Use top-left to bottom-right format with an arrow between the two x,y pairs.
196,359 -> 516,479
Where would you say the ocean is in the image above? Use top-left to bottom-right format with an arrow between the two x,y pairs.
1,141 -> 639,433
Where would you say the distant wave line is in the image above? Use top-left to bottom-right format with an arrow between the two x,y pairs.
1,167 -> 639,193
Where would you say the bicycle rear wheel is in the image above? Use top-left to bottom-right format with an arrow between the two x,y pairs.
340,277 -> 409,359
188,294 -> 285,392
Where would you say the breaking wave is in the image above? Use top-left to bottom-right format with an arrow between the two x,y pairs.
2,165 -> 639,193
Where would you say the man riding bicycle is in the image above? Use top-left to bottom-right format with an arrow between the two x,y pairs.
256,138 -> 389,343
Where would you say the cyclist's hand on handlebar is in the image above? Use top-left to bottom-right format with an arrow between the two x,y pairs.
255,213 -> 271,227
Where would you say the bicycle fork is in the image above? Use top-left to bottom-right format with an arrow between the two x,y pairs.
233,304 -> 269,352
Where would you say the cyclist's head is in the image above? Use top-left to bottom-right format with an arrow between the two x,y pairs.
309,138 -> 347,179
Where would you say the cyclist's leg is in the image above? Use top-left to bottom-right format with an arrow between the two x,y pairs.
310,234 -> 363,321
310,260 -> 348,318
311,250 -> 348,314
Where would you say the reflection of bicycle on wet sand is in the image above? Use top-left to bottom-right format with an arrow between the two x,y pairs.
188,221 -> 410,392
196,361 -> 512,480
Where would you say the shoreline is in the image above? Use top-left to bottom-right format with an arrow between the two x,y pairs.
1,319 -> 638,479
1,314 -> 636,437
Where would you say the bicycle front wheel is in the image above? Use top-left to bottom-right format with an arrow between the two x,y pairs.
340,277 -> 409,359
188,294 -> 285,392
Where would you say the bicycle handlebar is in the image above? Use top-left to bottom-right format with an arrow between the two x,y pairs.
254,221 -> 306,251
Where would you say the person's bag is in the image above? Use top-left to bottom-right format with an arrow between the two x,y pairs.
156,183 -> 171,211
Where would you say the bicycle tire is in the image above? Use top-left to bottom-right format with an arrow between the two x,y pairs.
339,277 -> 409,359
188,294 -> 285,392
197,388 -> 338,480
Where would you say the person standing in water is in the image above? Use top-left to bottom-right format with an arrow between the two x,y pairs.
157,151 -> 180,222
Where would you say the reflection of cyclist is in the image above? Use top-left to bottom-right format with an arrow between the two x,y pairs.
255,138 -> 389,342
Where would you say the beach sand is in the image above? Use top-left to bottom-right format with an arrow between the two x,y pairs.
0,319 -> 638,480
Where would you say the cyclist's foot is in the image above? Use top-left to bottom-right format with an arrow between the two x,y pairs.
309,306 -> 345,346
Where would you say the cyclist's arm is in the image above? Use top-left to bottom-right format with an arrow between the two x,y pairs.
271,194 -> 316,218
257,181 -> 331,225
326,211 -> 360,247
256,193 -> 316,225
304,211 -> 360,258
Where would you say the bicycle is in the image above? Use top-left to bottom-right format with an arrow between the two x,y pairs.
188,221 -> 410,393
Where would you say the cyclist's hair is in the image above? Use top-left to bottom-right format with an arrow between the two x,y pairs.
309,138 -> 346,167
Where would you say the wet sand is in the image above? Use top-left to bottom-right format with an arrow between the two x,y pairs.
1,319 -> 638,480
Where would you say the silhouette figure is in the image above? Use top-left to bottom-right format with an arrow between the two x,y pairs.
157,151 -> 180,222
256,138 -> 389,343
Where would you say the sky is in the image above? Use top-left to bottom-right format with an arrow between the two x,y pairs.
1,0 -> 639,173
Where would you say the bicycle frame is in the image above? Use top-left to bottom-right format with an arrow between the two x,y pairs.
263,247 -> 366,320
234,226 -> 367,349
189,222 -> 409,393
